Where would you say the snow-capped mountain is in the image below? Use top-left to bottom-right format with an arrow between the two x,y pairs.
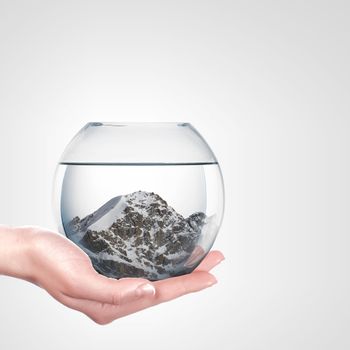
66,190 -> 206,280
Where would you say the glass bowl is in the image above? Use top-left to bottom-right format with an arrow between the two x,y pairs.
53,122 -> 224,280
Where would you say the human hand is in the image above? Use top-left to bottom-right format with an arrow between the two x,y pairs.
0,226 -> 224,324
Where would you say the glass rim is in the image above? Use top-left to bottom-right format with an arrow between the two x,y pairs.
87,122 -> 191,127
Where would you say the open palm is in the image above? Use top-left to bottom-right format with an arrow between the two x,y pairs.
26,227 -> 224,324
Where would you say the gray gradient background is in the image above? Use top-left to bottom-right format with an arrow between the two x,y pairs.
0,1 -> 349,349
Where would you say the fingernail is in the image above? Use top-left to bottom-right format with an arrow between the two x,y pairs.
136,283 -> 156,298
207,276 -> 217,287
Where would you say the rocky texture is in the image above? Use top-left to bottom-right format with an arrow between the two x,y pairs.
66,191 -> 206,280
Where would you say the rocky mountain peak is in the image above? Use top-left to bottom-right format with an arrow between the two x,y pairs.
66,190 -> 206,280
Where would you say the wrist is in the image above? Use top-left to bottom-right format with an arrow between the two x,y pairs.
0,225 -> 35,282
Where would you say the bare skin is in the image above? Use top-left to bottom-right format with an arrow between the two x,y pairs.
0,225 -> 224,325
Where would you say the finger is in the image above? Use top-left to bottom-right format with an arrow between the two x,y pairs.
153,270 -> 217,303
59,270 -> 218,324
103,270 -> 218,320
194,250 -> 225,272
66,249 -> 223,304
63,249 -> 222,306
63,270 -> 155,305
56,270 -> 218,324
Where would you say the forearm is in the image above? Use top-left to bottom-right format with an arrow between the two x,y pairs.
0,225 -> 33,280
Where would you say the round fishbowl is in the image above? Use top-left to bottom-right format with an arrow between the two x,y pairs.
53,122 -> 224,281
